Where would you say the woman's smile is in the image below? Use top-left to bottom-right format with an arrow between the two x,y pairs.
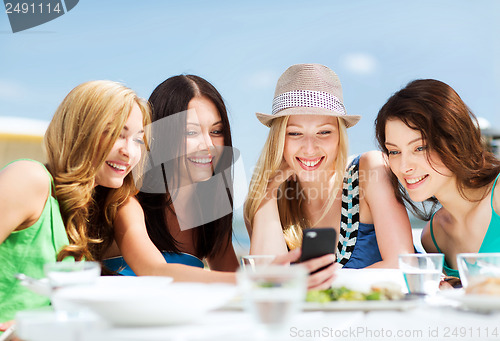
296,156 -> 324,170
187,155 -> 214,168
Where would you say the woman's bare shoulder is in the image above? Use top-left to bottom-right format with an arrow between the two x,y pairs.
1,160 -> 50,201
115,196 -> 146,233
358,151 -> 386,170
420,220 -> 437,252
421,208 -> 448,252
0,161 -> 51,237
357,151 -> 391,186
117,196 -> 144,218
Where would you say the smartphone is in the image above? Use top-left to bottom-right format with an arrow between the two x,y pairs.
299,228 -> 336,273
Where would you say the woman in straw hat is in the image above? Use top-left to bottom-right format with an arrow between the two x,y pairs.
375,79 -> 500,279
103,75 -> 333,286
0,80 -> 150,326
244,64 -> 413,275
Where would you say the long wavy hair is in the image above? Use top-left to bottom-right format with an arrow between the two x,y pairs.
137,75 -> 234,260
44,80 -> 151,261
244,116 -> 348,250
375,79 -> 500,220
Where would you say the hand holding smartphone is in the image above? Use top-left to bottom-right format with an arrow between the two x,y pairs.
299,227 -> 337,273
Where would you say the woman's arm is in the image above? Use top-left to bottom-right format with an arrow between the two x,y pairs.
248,196 -> 289,255
114,200 -> 331,286
113,196 -> 236,283
246,160 -> 294,256
360,151 -> 414,268
0,161 -> 50,244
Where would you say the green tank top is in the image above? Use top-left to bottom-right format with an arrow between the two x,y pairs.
0,160 -> 70,323
430,172 -> 500,277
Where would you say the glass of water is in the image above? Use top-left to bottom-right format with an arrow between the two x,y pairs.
240,255 -> 276,272
457,253 -> 500,289
399,253 -> 444,295
238,265 -> 307,335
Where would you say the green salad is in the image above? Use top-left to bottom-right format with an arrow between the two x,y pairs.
306,286 -> 391,303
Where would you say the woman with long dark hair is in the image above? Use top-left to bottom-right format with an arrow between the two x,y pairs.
138,74 -> 238,271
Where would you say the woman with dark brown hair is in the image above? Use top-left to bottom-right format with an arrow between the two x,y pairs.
375,79 -> 500,278
103,75 -> 239,281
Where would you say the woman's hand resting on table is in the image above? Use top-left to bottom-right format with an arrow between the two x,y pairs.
439,276 -> 462,290
272,248 -> 340,290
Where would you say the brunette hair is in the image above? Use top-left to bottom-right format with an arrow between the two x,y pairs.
137,75 -> 234,259
375,79 -> 500,219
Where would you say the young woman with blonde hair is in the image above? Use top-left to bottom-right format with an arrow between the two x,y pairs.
245,64 -> 414,284
0,80 -> 150,325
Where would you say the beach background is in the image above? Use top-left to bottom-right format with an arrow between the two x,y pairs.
1,0 -> 499,256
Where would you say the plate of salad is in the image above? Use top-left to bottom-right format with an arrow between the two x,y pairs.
304,283 -> 420,311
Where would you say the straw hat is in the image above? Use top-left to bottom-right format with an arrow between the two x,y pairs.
256,63 -> 361,128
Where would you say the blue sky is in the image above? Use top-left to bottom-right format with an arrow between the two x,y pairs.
1,1 -> 500,231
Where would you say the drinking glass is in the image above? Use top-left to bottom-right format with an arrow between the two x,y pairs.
399,254 -> 444,295
44,261 -> 101,289
44,261 -> 101,312
240,255 -> 275,272
238,265 -> 307,335
457,253 -> 500,289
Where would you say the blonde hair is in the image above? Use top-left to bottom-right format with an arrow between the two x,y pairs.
244,116 -> 348,250
44,80 -> 151,261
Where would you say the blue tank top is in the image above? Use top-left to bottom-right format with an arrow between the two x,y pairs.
336,155 -> 382,268
430,172 -> 500,277
102,251 -> 204,276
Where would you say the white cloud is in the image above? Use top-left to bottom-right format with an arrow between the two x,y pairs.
0,80 -> 24,100
476,116 -> 491,129
0,116 -> 49,135
340,53 -> 378,75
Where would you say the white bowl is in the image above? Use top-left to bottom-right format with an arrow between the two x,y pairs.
52,281 -> 236,326
94,275 -> 173,288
